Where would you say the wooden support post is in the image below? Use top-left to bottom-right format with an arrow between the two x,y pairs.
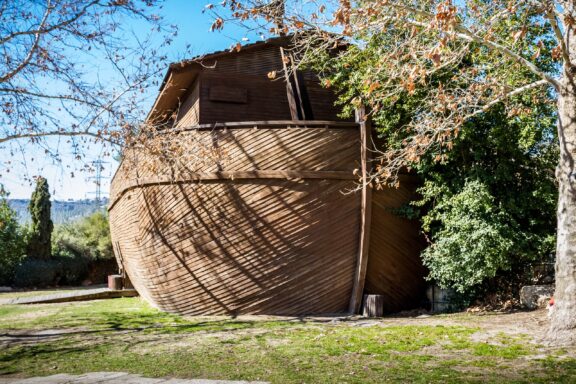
349,106 -> 373,314
280,47 -> 301,120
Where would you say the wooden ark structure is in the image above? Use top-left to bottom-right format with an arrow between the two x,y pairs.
109,37 -> 426,316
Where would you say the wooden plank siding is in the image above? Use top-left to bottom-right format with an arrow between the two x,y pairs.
110,123 -> 362,315
174,80 -> 200,127
364,176 -> 427,314
110,122 -> 427,316
199,73 -> 292,123
167,44 -> 350,127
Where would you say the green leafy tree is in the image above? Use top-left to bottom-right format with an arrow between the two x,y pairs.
0,193 -> 25,285
415,105 -> 557,293
27,177 -> 53,260
53,211 -> 113,260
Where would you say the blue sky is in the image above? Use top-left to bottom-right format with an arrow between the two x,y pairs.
1,0 -> 257,200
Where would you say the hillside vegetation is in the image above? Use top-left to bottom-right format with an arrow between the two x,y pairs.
7,198 -> 109,225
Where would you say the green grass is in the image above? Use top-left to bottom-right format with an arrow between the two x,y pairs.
0,298 -> 575,383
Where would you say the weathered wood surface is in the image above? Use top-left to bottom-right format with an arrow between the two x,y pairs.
364,175 -> 427,314
175,80 -> 200,127
148,40 -> 349,127
362,294 -> 384,317
110,120 -> 427,316
108,275 -> 123,291
349,107 -> 373,314
110,125 -> 361,204
110,123 -> 362,315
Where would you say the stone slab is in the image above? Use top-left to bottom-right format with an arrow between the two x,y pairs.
5,289 -> 138,305
520,284 -> 555,310
0,373 -> 268,384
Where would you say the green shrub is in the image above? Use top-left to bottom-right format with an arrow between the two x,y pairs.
419,181 -> 517,292
411,108 -> 557,294
0,198 -> 25,285
13,256 -> 89,288
58,256 -> 89,285
52,211 -> 113,260
13,258 -> 59,288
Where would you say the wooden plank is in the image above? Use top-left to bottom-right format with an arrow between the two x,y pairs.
280,47 -> 301,120
109,170 -> 357,211
294,69 -> 314,120
284,50 -> 308,120
164,120 -> 358,133
364,177 -> 427,314
209,85 -> 248,104
199,72 -> 291,123
349,106 -> 374,314
362,294 -> 384,317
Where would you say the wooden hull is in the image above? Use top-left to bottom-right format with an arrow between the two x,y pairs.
109,122 -> 426,315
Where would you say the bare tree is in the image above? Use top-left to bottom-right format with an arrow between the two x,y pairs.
0,0 -> 176,179
214,0 -> 576,345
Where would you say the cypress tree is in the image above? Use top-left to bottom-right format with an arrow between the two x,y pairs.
27,177 -> 53,259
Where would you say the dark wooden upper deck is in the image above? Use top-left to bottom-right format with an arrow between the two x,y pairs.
146,37 -> 350,128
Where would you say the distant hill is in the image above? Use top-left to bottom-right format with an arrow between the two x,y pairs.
7,198 -> 109,224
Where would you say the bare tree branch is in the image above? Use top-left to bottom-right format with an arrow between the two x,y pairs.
0,0 -> 52,83
0,130 -> 118,145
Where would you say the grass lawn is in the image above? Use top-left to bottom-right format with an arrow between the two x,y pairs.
0,298 -> 575,383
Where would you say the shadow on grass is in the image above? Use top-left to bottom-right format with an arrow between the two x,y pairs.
1,311 -> 306,340
0,342 -> 90,376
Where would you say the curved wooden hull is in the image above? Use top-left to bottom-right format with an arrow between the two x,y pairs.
109,122 -> 426,316
110,123 -> 361,315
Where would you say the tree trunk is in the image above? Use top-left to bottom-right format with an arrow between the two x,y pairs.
549,29 -> 576,344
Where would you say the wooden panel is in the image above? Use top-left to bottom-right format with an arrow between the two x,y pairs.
365,176 -> 427,314
110,121 -> 426,316
181,45 -> 351,125
304,78 -> 349,121
199,72 -> 292,123
110,125 -> 361,204
175,80 -> 200,128
209,86 -> 248,104
110,178 -> 360,316
110,123 -> 362,315
200,44 -> 284,77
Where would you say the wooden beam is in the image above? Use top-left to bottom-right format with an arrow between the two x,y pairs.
280,47 -> 301,120
349,106 -> 373,314
174,120 -> 358,130
108,170 -> 358,211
